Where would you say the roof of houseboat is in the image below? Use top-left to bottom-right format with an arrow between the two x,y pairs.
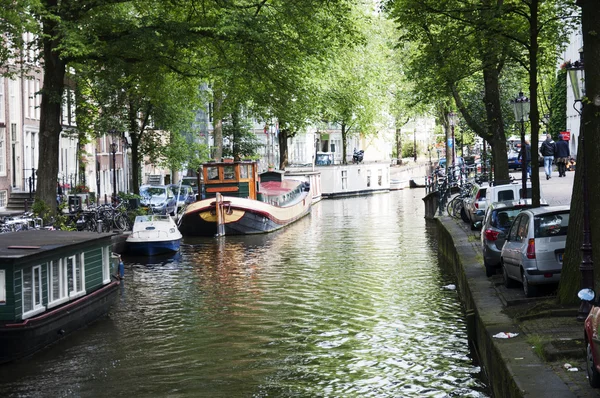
259,179 -> 302,195
0,230 -> 114,258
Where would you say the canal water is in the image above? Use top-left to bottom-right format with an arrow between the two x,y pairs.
0,189 -> 489,397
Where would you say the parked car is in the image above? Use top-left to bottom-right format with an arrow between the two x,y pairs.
508,151 -> 521,170
483,181 -> 548,211
168,184 -> 196,210
580,288 -> 600,387
181,175 -> 201,194
500,205 -> 570,297
140,185 -> 177,216
463,183 -> 488,229
479,201 -> 546,277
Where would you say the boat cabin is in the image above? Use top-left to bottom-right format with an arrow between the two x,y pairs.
202,160 -> 259,200
0,230 -> 119,363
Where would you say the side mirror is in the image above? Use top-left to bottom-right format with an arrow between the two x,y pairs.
473,221 -> 482,230
578,288 -> 595,302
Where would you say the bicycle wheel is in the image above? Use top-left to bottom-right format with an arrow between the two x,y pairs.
447,196 -> 460,217
114,214 -> 128,230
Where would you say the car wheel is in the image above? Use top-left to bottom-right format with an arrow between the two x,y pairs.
588,341 -> 600,388
503,262 -> 517,288
522,269 -> 537,298
484,261 -> 495,277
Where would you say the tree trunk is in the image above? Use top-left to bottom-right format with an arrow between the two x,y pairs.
528,0 -> 541,207
36,11 -> 66,215
212,88 -> 224,161
130,136 -> 141,195
558,0 -> 600,302
341,122 -> 347,165
482,60 -> 508,181
396,127 -> 403,165
557,132 -> 583,304
278,128 -> 288,170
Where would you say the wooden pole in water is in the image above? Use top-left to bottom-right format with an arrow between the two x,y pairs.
215,192 -> 225,237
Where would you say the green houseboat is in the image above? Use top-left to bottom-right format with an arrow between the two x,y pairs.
0,230 -> 119,364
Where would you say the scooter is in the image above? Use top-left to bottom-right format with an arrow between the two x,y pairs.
353,149 -> 364,164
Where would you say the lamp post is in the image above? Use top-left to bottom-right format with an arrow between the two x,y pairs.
511,92 -> 531,199
448,112 -> 456,165
109,129 -> 119,204
566,52 -> 593,319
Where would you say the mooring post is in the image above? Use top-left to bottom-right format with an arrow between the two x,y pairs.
215,192 -> 225,237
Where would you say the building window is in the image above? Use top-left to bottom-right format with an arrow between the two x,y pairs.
378,169 -> 382,186
67,254 -> 85,299
22,265 -> 44,318
48,259 -> 68,308
367,170 -> 371,187
0,269 -> 5,304
341,170 -> 347,190
102,246 -> 111,284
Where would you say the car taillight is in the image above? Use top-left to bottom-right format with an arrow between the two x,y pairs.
526,238 -> 536,259
484,229 -> 500,241
475,202 -> 479,209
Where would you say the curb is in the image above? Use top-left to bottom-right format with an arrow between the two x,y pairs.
436,216 -> 576,397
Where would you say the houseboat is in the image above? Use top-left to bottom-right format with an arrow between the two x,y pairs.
178,160 -> 312,236
0,230 -> 119,364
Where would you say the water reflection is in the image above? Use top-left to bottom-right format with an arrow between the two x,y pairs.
0,189 -> 488,397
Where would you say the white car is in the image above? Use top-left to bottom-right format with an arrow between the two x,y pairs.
500,205 -> 569,297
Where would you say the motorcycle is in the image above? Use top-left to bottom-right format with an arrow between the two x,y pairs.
352,149 -> 364,164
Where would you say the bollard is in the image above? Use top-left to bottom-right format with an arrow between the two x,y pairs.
97,220 -> 103,233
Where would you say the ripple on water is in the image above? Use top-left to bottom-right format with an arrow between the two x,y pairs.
0,190 -> 488,397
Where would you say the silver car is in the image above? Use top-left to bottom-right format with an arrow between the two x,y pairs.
500,205 -> 569,297
480,201 -> 541,277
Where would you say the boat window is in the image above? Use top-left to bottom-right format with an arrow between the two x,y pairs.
102,246 -> 111,284
67,254 -> 86,298
240,165 -> 250,179
224,165 -> 235,180
0,269 -> 5,304
207,167 -> 219,180
378,169 -> 383,186
367,170 -> 371,187
48,259 -> 68,306
22,265 -> 44,317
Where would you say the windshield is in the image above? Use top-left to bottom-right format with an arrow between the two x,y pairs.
141,187 -> 167,198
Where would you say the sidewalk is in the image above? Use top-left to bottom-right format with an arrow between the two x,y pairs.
439,166 -> 600,397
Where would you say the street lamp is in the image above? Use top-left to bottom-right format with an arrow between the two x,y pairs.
566,51 -> 593,319
109,129 -> 119,204
448,112 -> 456,165
510,92 -> 530,200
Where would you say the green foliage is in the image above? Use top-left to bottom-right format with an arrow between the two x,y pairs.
402,142 -> 416,158
549,69 -> 567,137
222,109 -> 262,160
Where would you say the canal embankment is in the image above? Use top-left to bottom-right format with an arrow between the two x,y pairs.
436,209 -> 598,397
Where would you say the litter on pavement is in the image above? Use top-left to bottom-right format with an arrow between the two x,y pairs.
492,332 -> 519,339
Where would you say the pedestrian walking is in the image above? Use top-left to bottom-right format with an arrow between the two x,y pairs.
518,140 -> 532,178
555,133 -> 570,177
540,134 -> 556,179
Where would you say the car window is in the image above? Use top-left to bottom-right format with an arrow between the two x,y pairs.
478,188 -> 487,199
516,214 -> 529,242
497,190 -> 514,202
507,215 -> 521,241
534,212 -> 570,238
519,187 -> 533,198
491,208 -> 522,231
